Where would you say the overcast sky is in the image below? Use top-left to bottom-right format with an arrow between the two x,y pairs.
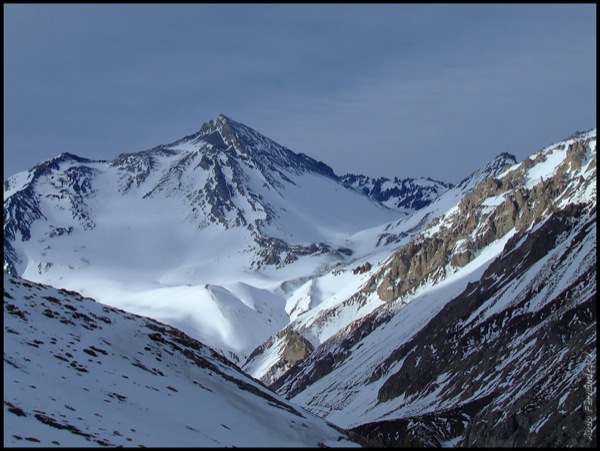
4,4 -> 596,184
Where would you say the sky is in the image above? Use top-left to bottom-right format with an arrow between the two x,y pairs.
3,4 -> 596,184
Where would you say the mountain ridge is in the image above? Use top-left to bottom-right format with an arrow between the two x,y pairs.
265,127 -> 596,447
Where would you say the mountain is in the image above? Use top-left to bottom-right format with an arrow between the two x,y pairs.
3,114 -> 416,363
3,272 -> 362,447
4,114 -> 597,447
266,129 -> 597,447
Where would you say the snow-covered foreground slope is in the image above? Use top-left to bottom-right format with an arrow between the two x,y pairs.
268,129 -> 597,447
3,273 -> 362,447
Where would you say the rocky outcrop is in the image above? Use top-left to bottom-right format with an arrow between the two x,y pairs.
251,236 -> 348,269
352,262 -> 372,274
245,328 -> 315,386
369,132 -> 596,303
111,149 -> 162,193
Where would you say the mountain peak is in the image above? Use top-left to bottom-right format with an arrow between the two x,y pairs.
190,114 -> 338,180
494,151 -> 517,162
44,151 -> 95,166
197,113 -> 236,133
216,112 -> 232,124
193,113 -> 246,153
456,151 -> 517,190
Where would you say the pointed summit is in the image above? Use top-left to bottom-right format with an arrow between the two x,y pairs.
191,114 -> 337,179
215,112 -> 232,124
197,113 -> 236,134
215,113 -> 244,152
193,114 -> 250,154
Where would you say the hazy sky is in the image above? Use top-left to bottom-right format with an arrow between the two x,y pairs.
4,4 -> 596,184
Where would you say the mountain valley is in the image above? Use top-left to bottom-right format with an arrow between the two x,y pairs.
4,115 -> 596,447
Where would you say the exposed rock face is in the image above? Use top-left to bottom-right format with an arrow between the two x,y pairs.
352,262 -> 372,275
369,132 -> 596,304
245,327 -> 315,386
281,330 -> 314,364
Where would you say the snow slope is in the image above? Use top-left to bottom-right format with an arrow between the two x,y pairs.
3,273 -> 361,447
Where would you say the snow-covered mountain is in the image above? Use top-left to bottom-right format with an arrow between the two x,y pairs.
3,273 -> 362,447
4,114 -> 414,363
4,114 -> 596,447
266,129 -> 597,447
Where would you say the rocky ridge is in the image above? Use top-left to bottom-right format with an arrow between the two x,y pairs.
340,174 -> 452,211
370,133 -> 594,303
266,129 -> 596,447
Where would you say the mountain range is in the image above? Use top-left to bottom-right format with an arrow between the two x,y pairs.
4,114 -> 596,447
